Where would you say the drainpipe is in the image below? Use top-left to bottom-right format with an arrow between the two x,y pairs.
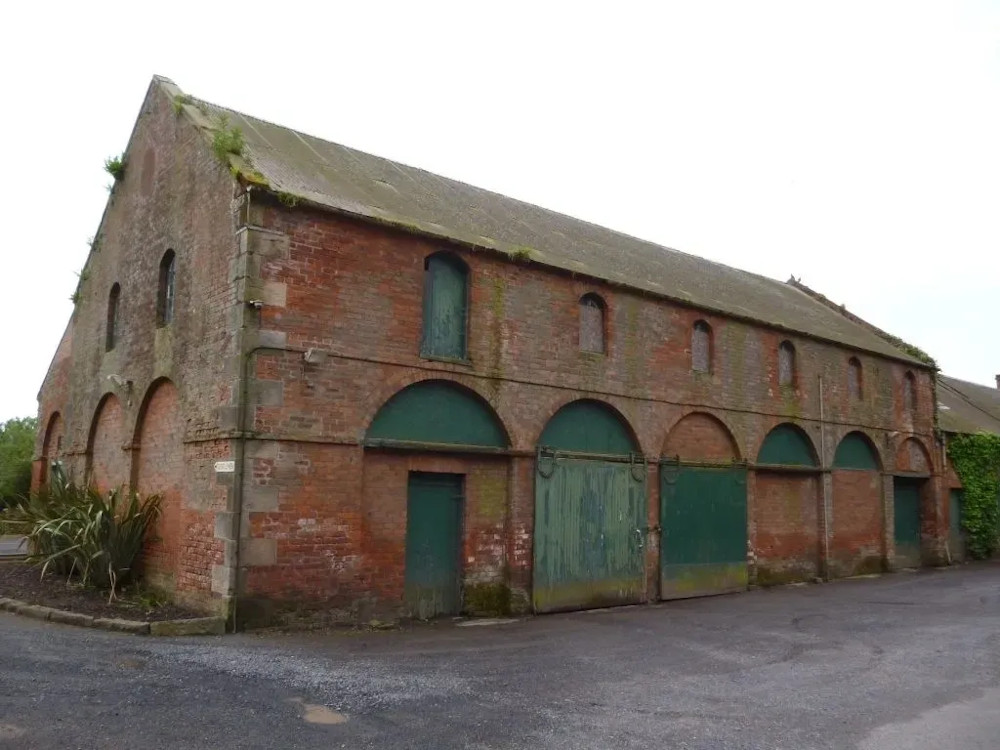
819,375 -> 831,580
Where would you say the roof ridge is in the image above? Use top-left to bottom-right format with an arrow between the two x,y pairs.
165,76 -> 929,369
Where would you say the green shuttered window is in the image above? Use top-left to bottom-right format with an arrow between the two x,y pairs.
422,253 -> 468,360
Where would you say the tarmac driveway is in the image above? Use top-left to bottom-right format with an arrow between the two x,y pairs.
1,563 -> 998,749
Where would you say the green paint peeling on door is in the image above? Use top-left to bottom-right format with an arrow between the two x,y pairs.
405,473 -> 463,619
893,478 -> 922,567
533,458 -> 645,613
660,461 -> 748,599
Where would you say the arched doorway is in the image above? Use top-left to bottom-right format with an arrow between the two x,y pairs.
754,423 -> 822,584
660,412 -> 746,599
365,379 -> 510,619
532,399 -> 645,613
133,379 -> 183,589
86,394 -> 124,492
892,437 -> 932,568
39,412 -> 64,487
831,432 -> 884,576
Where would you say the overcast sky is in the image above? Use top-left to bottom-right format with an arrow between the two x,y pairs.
1,1 -> 998,423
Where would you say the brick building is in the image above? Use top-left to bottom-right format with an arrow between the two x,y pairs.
937,374 -> 1000,561
34,76 -> 946,625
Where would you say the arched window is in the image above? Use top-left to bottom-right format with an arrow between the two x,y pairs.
106,283 -> 121,351
848,357 -> 863,399
778,340 -> 796,386
157,250 -> 176,326
579,294 -> 606,353
903,371 -> 916,412
692,320 -> 712,373
421,252 -> 468,360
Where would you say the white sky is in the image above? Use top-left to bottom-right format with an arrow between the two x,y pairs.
2,1 -> 998,422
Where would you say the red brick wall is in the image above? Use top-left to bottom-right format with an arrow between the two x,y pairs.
830,469 -> 883,576
32,79 -> 242,615
752,471 -> 821,584
87,394 -> 126,493
239,446 -> 508,625
135,380 -> 183,589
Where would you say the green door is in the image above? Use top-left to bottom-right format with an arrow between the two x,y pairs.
893,478 -> 922,567
533,457 -> 646,613
405,473 -> 463,619
660,462 -> 748,599
949,489 -> 965,562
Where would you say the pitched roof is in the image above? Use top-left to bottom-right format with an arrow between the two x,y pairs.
938,375 -> 1000,436
161,77 -> 925,366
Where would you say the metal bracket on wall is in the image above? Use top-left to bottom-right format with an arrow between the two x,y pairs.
629,452 -> 647,482
536,446 -> 557,478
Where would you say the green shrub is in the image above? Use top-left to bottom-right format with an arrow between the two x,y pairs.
0,474 -> 160,598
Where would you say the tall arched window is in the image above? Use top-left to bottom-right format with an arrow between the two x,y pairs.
848,357 -> 863,399
157,249 -> 176,326
692,320 -> 712,373
579,293 -> 606,353
903,371 -> 916,412
778,340 -> 796,386
421,252 -> 469,360
106,283 -> 121,351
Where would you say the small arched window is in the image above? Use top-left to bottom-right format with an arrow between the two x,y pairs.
579,293 -> 606,353
848,357 -> 863,399
903,371 -> 917,412
106,283 -> 121,351
692,320 -> 712,373
421,252 -> 469,360
157,249 -> 176,326
778,340 -> 796,386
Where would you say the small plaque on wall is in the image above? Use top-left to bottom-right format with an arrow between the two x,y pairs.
214,460 -> 236,473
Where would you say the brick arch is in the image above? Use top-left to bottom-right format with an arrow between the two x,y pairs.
39,411 -> 65,486
895,437 -> 932,474
662,411 -> 741,462
85,393 -> 125,492
132,378 -> 183,587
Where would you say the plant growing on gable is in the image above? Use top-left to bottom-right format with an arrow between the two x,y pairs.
948,432 -> 1000,559
104,154 -> 126,181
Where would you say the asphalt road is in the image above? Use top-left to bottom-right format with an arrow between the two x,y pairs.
1,564 -> 999,749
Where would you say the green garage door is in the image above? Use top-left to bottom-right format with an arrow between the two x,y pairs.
405,473 -> 463,619
660,461 -> 747,599
893,478 -> 922,567
533,457 -> 646,613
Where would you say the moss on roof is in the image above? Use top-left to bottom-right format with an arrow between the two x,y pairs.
161,76 -> 927,366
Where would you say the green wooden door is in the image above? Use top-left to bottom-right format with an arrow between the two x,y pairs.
405,473 -> 463,618
949,489 -> 965,562
533,458 -> 646,613
660,462 -> 747,599
893,478 -> 922,567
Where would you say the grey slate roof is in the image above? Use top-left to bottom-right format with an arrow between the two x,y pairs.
938,375 -> 1000,435
162,77 -> 925,366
